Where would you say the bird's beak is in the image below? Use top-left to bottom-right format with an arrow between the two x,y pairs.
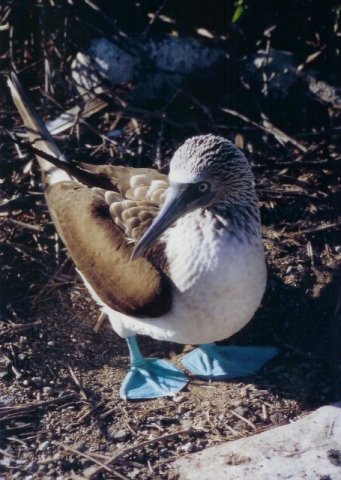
131,183 -> 193,260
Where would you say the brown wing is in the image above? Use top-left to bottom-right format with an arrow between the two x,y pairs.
8,72 -> 171,318
46,182 -> 172,317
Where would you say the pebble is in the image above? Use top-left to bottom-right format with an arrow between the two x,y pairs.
182,442 -> 195,453
181,420 -> 193,431
31,376 -> 43,387
270,412 -> 286,425
43,386 -> 53,396
173,394 -> 186,403
147,415 -> 178,425
159,448 -> 169,458
37,441 -> 50,452
108,428 -> 130,441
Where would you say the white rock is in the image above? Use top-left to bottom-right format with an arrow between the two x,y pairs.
174,403 -> 341,480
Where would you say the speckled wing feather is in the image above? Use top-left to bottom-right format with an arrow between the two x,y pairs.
8,72 -> 171,318
73,162 -> 169,241
95,166 -> 168,241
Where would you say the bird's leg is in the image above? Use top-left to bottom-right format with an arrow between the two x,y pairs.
182,343 -> 278,379
119,336 -> 188,400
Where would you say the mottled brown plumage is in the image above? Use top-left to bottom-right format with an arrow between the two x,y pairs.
8,72 -> 171,318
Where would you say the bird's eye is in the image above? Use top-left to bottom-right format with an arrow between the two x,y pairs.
198,181 -> 210,193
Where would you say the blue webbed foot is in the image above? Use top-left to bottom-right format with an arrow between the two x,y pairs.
120,337 -> 188,400
182,343 -> 278,379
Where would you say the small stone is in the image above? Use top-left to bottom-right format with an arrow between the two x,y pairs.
182,442 -> 194,453
270,412 -> 286,425
181,420 -> 193,431
108,428 -> 130,441
43,386 -> 53,396
37,441 -> 50,452
173,394 -> 186,403
159,448 -> 169,458
147,415 -> 178,425
31,376 -> 43,387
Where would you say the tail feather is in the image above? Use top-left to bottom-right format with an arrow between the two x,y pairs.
7,72 -> 71,185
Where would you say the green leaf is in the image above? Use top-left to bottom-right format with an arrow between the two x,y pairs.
232,5 -> 245,23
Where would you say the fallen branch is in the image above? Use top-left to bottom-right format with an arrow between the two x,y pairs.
221,107 -> 307,152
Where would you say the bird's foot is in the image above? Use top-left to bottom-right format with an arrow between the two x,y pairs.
182,343 -> 278,379
120,336 -> 188,400
120,358 -> 188,400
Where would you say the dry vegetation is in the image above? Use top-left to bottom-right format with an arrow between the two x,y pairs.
0,1 -> 340,478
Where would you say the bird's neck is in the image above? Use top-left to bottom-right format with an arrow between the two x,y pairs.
210,202 -> 262,241
149,202 -> 262,280
162,206 -> 263,292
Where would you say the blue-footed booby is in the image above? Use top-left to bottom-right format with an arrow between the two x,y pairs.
8,72 -> 277,400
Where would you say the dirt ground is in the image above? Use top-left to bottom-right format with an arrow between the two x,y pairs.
0,1 -> 340,479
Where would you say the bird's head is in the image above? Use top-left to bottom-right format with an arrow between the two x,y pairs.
131,134 -> 256,260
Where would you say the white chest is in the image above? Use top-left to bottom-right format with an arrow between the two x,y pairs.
162,213 -> 266,343
107,211 -> 267,345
